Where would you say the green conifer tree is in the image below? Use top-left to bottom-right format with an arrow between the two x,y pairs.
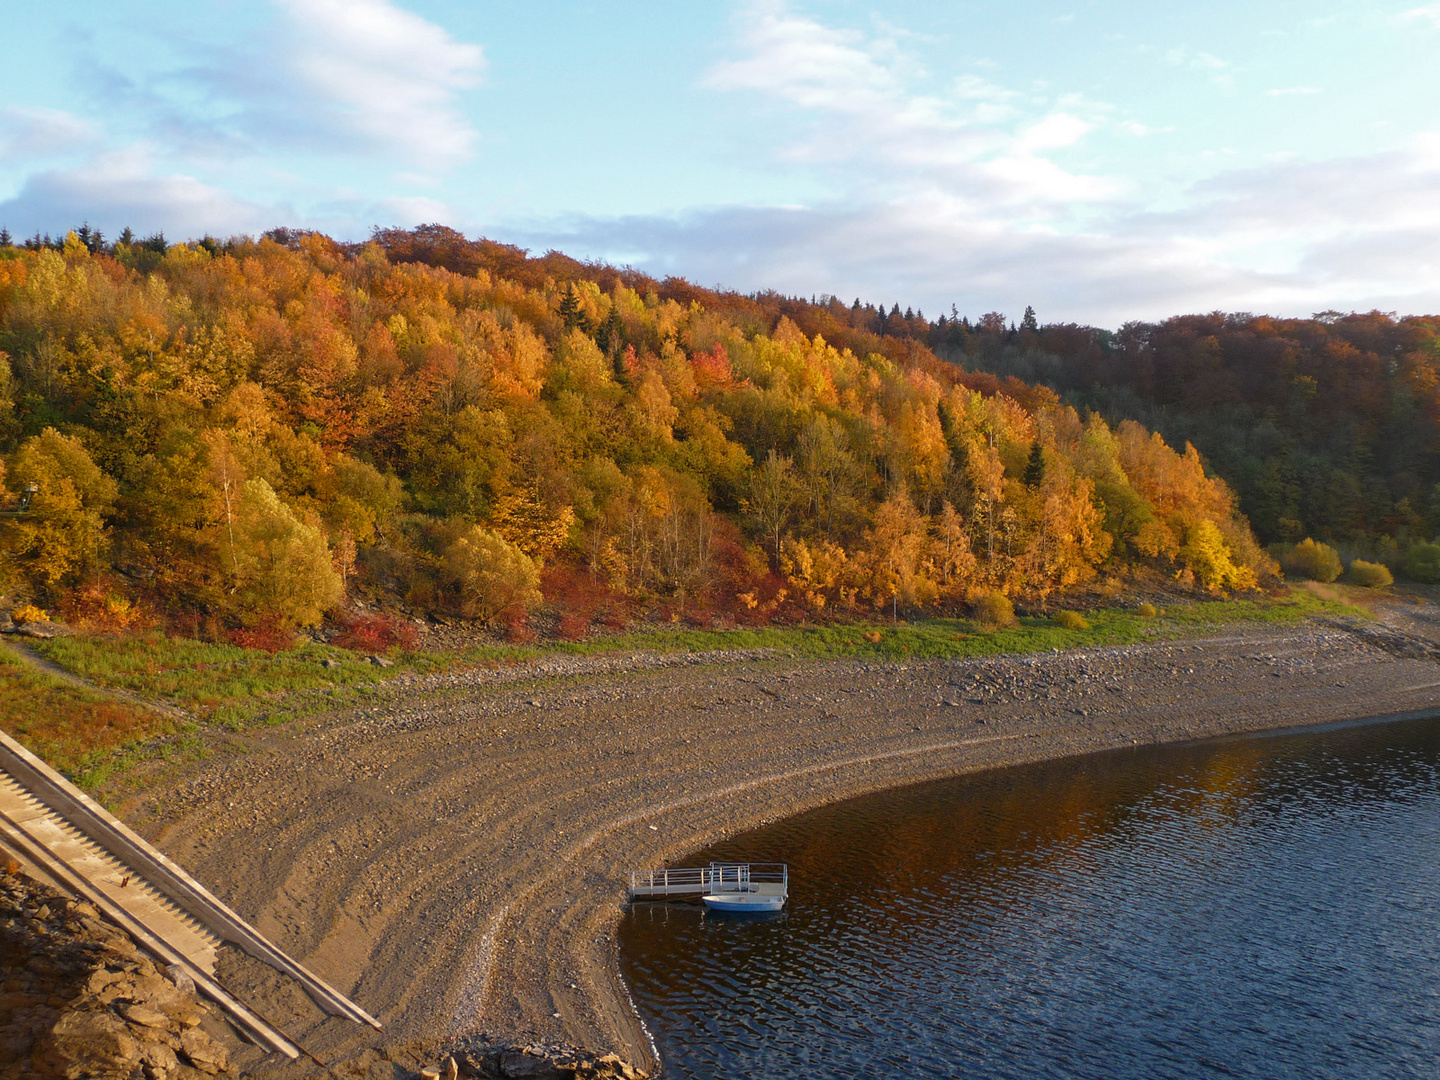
1023,440 -> 1046,489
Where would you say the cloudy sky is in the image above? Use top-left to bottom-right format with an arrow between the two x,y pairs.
3,1 -> 1439,325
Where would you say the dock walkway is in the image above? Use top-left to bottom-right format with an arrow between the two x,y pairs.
628,861 -> 788,902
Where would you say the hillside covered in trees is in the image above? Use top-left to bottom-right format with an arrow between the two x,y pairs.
931,310 -> 1440,558
0,225 -> 1305,639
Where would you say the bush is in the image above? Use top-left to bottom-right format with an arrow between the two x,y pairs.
331,611 -> 419,652
225,620 -> 297,654
970,590 -> 1015,630
1403,541 -> 1440,583
1053,609 -> 1089,631
442,526 -> 541,622
223,479 -> 344,628
1280,538 -> 1343,583
1136,602 -> 1158,617
11,603 -> 48,625
1345,560 -> 1394,589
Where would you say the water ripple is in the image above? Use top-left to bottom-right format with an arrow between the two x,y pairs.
620,716 -> 1440,1079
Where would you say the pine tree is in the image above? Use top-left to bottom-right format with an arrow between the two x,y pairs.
1021,305 -> 1039,333
558,285 -> 589,332
1023,440 -> 1046,489
596,304 -> 623,354
0,227 -> 10,247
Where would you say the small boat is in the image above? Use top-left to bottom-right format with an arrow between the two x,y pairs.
702,890 -> 786,913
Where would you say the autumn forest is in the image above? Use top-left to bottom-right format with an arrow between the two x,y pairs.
1,224 -> 1435,643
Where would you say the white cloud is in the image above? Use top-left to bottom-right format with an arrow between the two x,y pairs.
515,126 -> 1440,327
0,147 -> 275,238
704,2 -> 1116,212
1398,5 -> 1440,28
1017,112 -> 1091,151
0,108 -> 99,162
275,0 -> 485,165
1268,86 -> 1321,97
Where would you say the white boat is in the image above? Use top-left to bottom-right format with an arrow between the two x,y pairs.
702,890 -> 786,913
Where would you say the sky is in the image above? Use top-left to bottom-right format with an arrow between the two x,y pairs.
2,0 -> 1440,326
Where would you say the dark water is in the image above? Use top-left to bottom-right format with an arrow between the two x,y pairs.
618,716 -> 1440,1078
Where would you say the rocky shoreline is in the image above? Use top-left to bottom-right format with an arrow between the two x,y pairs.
80,603 -> 1440,1076
0,866 -> 232,1079
0,863 -> 651,1079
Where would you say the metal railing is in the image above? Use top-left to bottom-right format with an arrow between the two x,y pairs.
628,861 -> 787,899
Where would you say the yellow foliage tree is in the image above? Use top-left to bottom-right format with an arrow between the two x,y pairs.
443,526 -> 541,622
223,479 -> 343,627
1178,518 -> 1256,592
4,428 -> 117,594
855,493 -> 939,609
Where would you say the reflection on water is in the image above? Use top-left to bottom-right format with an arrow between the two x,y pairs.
619,717 -> 1440,1079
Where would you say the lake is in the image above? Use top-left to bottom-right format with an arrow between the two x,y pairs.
618,714 -> 1440,1078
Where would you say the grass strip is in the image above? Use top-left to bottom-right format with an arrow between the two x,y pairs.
8,589 -> 1360,788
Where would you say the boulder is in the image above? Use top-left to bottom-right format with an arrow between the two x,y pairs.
499,1048 -> 565,1080
15,619 -> 72,639
39,1010 -> 141,1079
179,1027 -> 228,1075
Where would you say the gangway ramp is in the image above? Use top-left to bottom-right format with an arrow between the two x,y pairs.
0,727 -> 381,1060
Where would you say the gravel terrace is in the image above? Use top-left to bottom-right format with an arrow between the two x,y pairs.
114,607 -> 1440,1077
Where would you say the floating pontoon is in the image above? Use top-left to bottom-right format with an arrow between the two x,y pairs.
629,861 -> 788,912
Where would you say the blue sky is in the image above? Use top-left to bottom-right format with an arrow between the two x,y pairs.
3,1 -> 1439,325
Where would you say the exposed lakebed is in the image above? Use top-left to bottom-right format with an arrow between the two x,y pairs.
619,714 -> 1440,1079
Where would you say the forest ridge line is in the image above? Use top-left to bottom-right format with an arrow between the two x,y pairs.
0,223 -> 1434,641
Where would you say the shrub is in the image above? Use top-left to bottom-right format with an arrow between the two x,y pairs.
556,611 -> 590,641
331,611 -> 419,652
225,620 -> 296,654
443,526 -> 541,622
970,590 -> 1015,630
1403,542 -> 1440,583
1280,538 -> 1343,583
223,479 -> 344,628
1053,609 -> 1089,631
1345,560 -> 1394,589
12,603 -> 48,624
1136,602 -> 1158,617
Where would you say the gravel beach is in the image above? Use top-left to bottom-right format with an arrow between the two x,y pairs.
116,605 -> 1440,1076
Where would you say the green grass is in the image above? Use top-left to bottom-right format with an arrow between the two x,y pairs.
0,644 -> 179,788
496,588 -> 1357,663
8,588 -> 1359,788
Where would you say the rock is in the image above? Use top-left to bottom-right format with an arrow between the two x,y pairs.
138,1036 -> 182,1073
166,964 -> 197,996
15,619 -> 72,639
179,1027 -> 228,1074
369,654 -> 395,668
121,1002 -> 173,1029
322,658 -> 342,669
40,1010 -> 141,1078
499,1048 -> 565,1080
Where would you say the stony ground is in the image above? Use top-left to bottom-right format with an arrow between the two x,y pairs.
0,865 -> 234,1079
112,604 -> 1440,1077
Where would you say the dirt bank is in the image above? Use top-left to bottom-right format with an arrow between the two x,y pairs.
115,607 -> 1440,1076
